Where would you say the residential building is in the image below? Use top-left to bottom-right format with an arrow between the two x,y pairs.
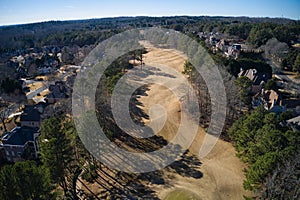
20,105 -> 42,128
1,126 -> 40,162
238,68 -> 271,93
216,39 -> 229,52
286,115 -> 300,132
252,89 -> 286,114
226,44 -> 241,59
282,99 -> 300,115
37,66 -> 52,75
46,81 -> 68,104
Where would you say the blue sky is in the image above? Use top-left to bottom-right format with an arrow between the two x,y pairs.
0,0 -> 299,25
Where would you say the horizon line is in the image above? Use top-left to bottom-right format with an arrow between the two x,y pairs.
1,14 -> 299,27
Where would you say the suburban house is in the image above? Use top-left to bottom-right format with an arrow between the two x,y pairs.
216,39 -> 229,52
37,66 -> 52,75
286,115 -> 300,132
46,81 -> 68,104
0,126 -> 40,162
252,89 -> 286,114
209,34 -> 219,46
238,68 -> 271,93
226,44 -> 242,59
282,99 -> 300,115
20,105 -> 42,128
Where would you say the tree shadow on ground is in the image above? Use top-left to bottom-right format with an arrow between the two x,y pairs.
90,57 -> 203,199
166,150 -> 203,179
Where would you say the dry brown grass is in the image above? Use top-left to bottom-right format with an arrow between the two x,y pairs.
27,82 -> 44,91
35,75 -> 48,81
137,41 -> 250,200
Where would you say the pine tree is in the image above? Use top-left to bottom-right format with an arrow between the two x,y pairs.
293,53 -> 300,73
0,161 -> 56,200
39,117 -> 74,196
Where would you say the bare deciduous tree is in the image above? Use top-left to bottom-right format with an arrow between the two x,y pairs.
259,151 -> 300,200
0,100 -> 11,132
264,38 -> 289,63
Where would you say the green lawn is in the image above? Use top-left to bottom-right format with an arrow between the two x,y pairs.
164,189 -> 201,200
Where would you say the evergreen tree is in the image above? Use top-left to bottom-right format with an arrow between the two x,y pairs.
293,53 -> 300,73
229,108 -> 299,193
0,161 -> 56,200
234,76 -> 253,106
39,117 -> 74,196
265,79 -> 278,91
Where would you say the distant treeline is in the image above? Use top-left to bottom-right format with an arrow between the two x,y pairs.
0,16 -> 299,53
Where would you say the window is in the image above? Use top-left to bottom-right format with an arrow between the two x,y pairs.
5,151 -> 9,156
11,151 -> 15,156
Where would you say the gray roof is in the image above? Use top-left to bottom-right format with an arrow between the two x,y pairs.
239,69 -> 271,86
287,115 -> 300,125
286,115 -> 300,132
2,126 -> 39,146
20,105 -> 41,122
47,82 -> 67,99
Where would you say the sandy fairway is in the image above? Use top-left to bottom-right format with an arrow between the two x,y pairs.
136,41 -> 249,200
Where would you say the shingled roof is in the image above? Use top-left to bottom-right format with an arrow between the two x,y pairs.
2,126 -> 39,146
20,105 -> 41,122
238,68 -> 271,86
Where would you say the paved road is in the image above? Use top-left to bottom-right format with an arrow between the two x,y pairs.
25,69 -> 73,100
